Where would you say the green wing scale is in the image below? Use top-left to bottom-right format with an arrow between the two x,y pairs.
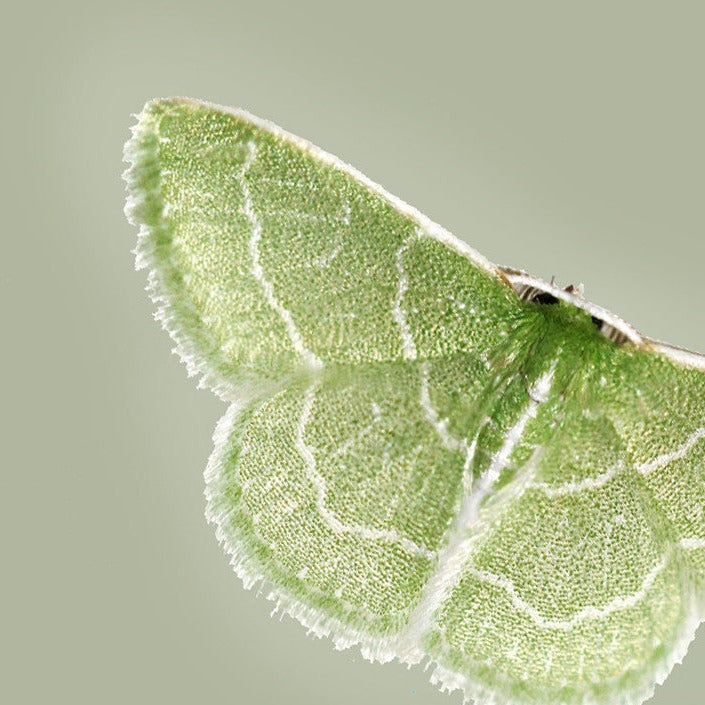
124,97 -> 705,705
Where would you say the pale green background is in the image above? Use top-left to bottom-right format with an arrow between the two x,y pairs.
2,1 -> 704,703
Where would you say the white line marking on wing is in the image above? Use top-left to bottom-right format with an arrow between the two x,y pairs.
528,461 -> 624,497
419,361 -> 476,489
419,362 -> 463,452
637,426 -> 705,476
680,537 -> 705,550
469,555 -> 667,631
393,230 -> 477,484
265,208 -> 351,225
526,423 -> 705,496
240,142 -> 323,370
296,383 -> 435,560
189,98 -> 499,279
396,357 -> 560,658
392,230 -> 418,361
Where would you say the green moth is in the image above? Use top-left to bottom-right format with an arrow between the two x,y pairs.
123,97 -> 705,705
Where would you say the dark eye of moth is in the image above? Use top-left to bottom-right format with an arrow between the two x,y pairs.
531,291 -> 560,306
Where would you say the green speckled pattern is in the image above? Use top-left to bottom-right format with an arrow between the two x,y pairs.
123,97 -> 705,705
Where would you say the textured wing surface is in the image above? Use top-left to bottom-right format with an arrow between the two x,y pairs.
124,96 -> 533,652
123,98 -> 521,397
608,350 -> 705,582
125,98 -> 705,705
206,361 -> 470,649
425,343 -> 705,705
203,341 -> 563,651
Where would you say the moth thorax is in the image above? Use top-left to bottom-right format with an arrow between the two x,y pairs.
507,272 -> 633,346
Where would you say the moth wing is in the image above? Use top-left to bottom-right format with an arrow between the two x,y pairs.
124,97 -> 705,705
123,97 -> 522,399
426,348 -> 705,705
123,95 -> 533,664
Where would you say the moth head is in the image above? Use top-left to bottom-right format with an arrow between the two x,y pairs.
500,267 -> 641,347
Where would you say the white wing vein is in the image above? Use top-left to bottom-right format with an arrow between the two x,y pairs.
240,141 -> 323,370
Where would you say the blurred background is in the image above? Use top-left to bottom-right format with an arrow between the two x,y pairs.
2,1 -> 703,703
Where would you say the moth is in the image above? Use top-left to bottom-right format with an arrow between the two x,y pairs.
123,97 -> 705,705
